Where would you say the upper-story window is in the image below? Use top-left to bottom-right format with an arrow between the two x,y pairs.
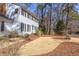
14,9 -> 18,14
27,14 -> 30,18
21,10 -> 26,17
32,18 -> 34,20
26,12 -> 28,17
33,17 -> 36,21
29,15 -> 33,20
21,10 -> 24,16
21,9 -> 37,21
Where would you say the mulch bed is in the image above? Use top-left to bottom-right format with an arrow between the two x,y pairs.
28,34 -> 39,41
0,35 -> 39,56
42,42 -> 79,56
0,39 -> 29,56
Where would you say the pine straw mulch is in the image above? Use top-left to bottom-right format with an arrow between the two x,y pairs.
42,42 -> 79,56
0,34 -> 39,56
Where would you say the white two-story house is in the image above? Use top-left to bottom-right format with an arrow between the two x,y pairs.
0,3 -> 39,36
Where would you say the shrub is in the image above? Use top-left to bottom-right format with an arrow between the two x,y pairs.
65,34 -> 71,39
8,31 -> 19,38
22,34 -> 29,38
0,36 -> 9,41
36,28 -> 43,36
54,20 -> 65,35
41,26 -> 46,34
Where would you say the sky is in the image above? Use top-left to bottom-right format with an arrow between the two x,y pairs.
27,3 -> 79,14
28,3 -> 37,13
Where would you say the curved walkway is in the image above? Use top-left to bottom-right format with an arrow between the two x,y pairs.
17,37 -> 63,56
17,36 -> 79,56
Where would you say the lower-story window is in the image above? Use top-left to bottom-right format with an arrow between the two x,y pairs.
21,23 -> 24,32
32,25 -> 34,30
25,24 -> 26,32
32,25 -> 37,30
27,24 -> 31,32
1,21 -> 4,32
35,27 -> 37,30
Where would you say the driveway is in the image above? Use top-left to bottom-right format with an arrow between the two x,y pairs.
17,37 -> 63,56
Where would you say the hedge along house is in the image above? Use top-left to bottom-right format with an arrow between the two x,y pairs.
0,3 -> 39,36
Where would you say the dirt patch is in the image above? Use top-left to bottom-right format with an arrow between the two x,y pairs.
42,42 -> 79,56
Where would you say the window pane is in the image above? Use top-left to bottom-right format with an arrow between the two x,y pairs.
30,15 -> 32,19
21,10 -> 24,16
32,25 -> 34,30
27,24 -> 31,32
27,14 -> 29,18
26,13 -> 28,17
21,10 -> 26,17
21,23 -> 24,32
25,24 -> 26,32
1,21 -> 4,31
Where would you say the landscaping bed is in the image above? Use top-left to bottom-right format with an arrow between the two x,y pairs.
0,34 -> 39,56
42,42 -> 79,56
27,34 -> 39,41
0,38 -> 27,56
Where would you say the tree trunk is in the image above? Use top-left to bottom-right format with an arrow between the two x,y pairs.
65,10 -> 70,39
49,5 -> 52,35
